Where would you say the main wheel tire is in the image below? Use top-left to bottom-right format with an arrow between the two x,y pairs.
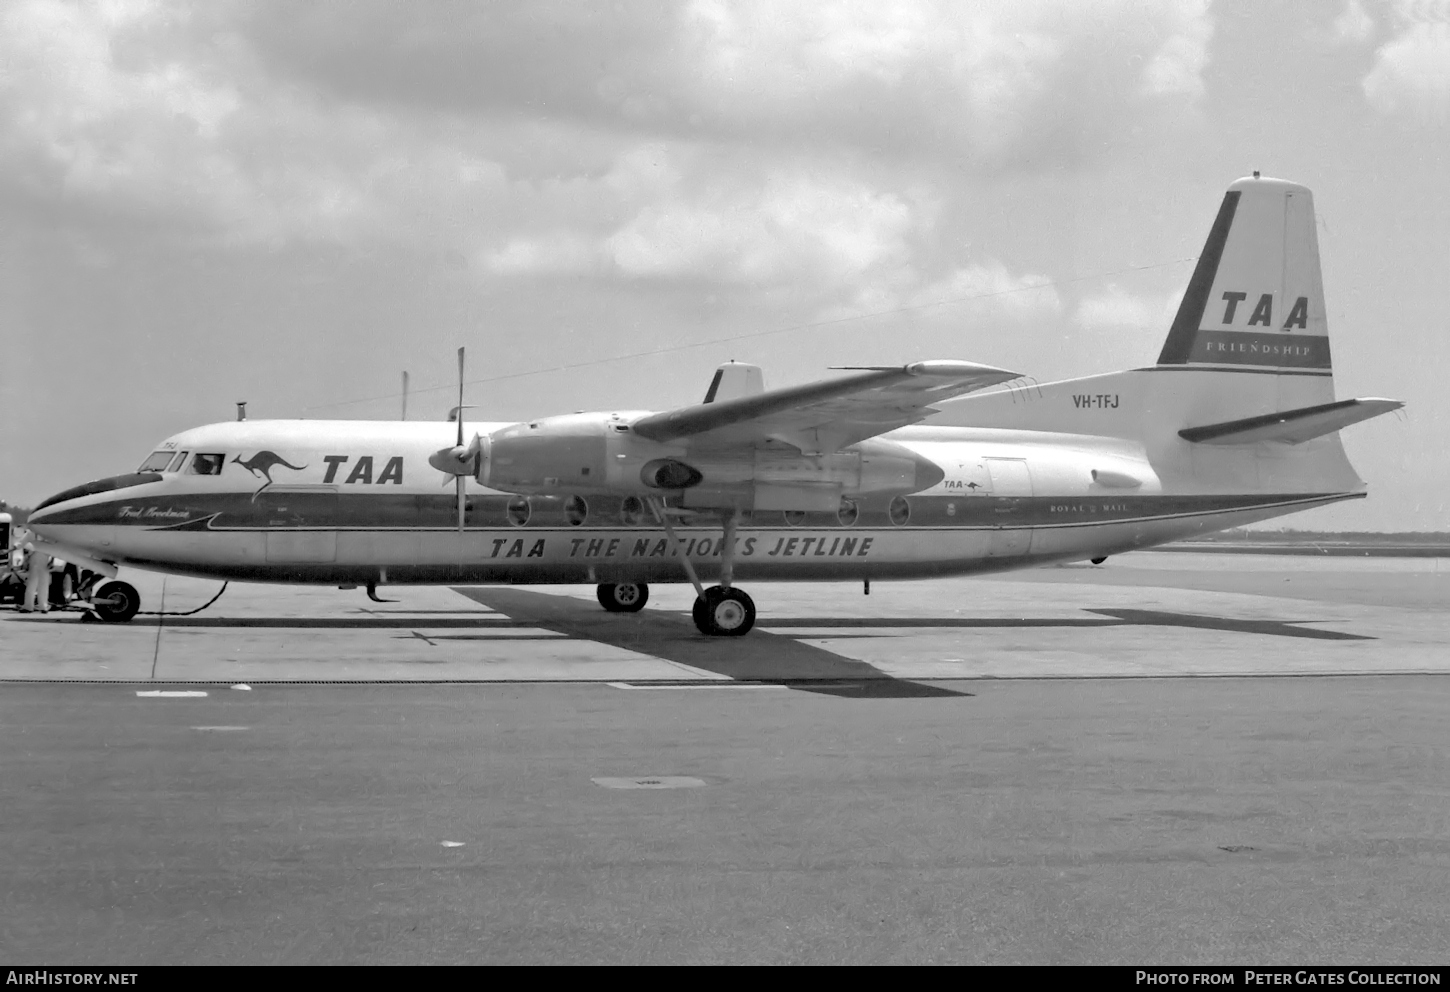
692,586 -> 755,637
93,580 -> 141,623
1090,556 -> 1107,565
50,566 -> 77,607
597,582 -> 649,612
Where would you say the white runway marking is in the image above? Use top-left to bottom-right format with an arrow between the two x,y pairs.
191,726 -> 249,731
439,841 -> 466,847
592,776 -> 708,789
607,681 -> 786,690
136,690 -> 208,697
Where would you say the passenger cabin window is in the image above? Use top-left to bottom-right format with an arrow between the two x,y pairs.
188,453 -> 226,476
137,451 -> 175,473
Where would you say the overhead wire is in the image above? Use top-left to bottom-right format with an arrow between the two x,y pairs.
300,255 -> 1197,415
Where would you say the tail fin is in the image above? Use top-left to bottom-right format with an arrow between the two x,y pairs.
1156,175 -> 1331,385
931,175 -> 1402,463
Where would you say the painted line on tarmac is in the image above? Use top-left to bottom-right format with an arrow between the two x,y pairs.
592,776 -> 708,789
136,690 -> 208,697
607,681 -> 787,690
191,726 -> 249,731
4,670 -> 1445,687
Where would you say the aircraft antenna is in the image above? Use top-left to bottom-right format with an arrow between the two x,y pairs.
455,348 -> 466,535
401,372 -> 409,421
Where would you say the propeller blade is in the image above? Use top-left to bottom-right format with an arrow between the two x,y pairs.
456,475 -> 465,533
456,347 -> 465,449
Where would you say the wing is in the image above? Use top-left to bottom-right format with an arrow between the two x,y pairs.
630,360 -> 1021,454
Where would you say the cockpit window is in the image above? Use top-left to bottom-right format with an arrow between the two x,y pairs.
166,451 -> 189,472
137,450 -> 176,472
187,453 -> 226,476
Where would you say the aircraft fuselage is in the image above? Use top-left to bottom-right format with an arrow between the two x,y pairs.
27,418 -> 1357,587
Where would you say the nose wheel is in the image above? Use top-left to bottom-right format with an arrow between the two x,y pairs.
91,580 -> 140,623
692,586 -> 756,636
597,582 -> 649,612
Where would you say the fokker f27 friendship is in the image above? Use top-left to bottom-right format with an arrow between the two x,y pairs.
28,176 -> 1402,635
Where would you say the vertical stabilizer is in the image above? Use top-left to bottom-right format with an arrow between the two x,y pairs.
1157,176 -> 1331,387
928,174 -> 1399,498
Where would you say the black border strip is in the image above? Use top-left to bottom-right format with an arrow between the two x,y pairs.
1134,365 -> 1333,377
1180,399 -> 1362,442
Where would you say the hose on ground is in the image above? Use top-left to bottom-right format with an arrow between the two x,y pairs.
136,582 -> 229,617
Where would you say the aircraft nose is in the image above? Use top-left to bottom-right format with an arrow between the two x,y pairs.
27,471 -> 165,538
32,472 -> 163,514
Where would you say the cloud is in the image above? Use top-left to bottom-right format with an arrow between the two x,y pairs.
1068,284 -> 1180,370
1362,1 -> 1450,121
477,147 -> 925,298
822,261 -> 1063,330
606,171 -> 915,287
1140,0 -> 1214,98
235,0 -> 1216,167
1332,0 -> 1376,45
1075,284 -> 1170,330
482,232 -> 600,276
673,0 -> 1216,164
0,0 -> 1218,313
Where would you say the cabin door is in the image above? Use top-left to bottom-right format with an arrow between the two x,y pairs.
259,487 -> 338,563
984,458 -> 1033,558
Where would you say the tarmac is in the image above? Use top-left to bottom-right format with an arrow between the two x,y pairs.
2,552 -> 1447,964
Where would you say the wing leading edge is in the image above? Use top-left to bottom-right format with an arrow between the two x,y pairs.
631,360 -> 1021,454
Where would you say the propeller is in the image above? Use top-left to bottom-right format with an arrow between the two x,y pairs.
426,347 -> 483,534
454,348 -> 465,534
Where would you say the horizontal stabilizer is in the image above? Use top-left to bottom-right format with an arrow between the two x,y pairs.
1179,398 -> 1403,445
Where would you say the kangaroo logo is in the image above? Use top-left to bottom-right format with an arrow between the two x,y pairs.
233,451 -> 308,499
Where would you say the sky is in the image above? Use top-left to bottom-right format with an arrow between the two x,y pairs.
1,0 -> 1447,530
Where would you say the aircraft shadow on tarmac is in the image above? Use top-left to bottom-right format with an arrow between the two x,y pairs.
449,587 -> 968,698
766,609 -> 1373,641
86,594 -> 1369,697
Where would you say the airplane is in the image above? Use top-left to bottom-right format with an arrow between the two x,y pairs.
26,175 -> 1403,636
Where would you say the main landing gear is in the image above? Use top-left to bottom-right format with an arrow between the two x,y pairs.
641,498 -> 759,637
692,585 -> 756,637
593,502 -> 759,636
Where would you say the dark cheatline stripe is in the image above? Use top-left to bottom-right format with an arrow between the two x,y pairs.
1157,190 -> 1240,365
1185,331 -> 1331,370
34,473 -> 162,512
34,490 -> 1353,532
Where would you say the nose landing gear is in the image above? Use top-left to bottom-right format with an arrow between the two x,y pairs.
91,580 -> 141,623
597,582 -> 649,612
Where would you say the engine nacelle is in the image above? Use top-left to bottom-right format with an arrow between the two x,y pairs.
476,412 -> 944,507
479,414 -> 613,493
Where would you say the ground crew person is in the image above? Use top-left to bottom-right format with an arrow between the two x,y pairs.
22,541 -> 51,613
